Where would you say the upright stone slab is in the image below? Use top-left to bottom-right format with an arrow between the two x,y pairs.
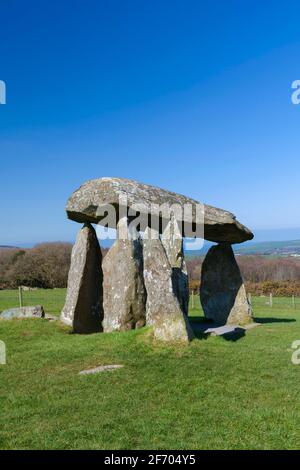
162,215 -> 189,316
61,223 -> 103,333
102,217 -> 146,332
143,227 -> 194,343
200,243 -> 252,326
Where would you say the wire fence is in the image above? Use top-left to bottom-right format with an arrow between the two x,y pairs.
0,288 -> 66,316
189,291 -> 300,312
249,294 -> 300,311
0,287 -> 300,317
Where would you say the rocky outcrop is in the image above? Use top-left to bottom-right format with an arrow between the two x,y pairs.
66,177 -> 253,243
102,217 -> 146,332
143,227 -> 194,343
0,306 -> 45,319
200,243 -> 252,326
162,214 -> 189,316
61,223 -> 103,333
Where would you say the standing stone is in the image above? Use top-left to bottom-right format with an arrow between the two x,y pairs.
61,223 -> 103,333
102,217 -> 146,332
162,214 -> 189,316
143,227 -> 194,343
200,243 -> 252,325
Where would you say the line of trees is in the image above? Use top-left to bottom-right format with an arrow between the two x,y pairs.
186,255 -> 300,296
0,243 -> 73,289
1,244 -> 300,295
0,243 -> 110,289
186,255 -> 300,283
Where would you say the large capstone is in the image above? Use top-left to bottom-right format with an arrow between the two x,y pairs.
66,177 -> 253,244
200,243 -> 252,326
102,217 -> 146,332
143,227 -> 194,343
61,223 -> 103,333
162,214 -> 189,316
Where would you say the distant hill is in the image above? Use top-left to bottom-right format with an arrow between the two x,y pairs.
185,240 -> 300,257
2,239 -> 300,258
234,239 -> 300,256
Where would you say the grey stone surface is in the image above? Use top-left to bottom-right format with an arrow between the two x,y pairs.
0,305 -> 45,320
200,243 -> 253,326
204,323 -> 259,336
191,321 -> 259,340
143,227 -> 194,343
79,364 -> 124,375
44,314 -> 58,321
102,217 -> 146,332
66,177 -> 253,243
61,223 -> 103,333
162,215 -> 189,316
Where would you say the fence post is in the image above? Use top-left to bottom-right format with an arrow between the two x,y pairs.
18,286 -> 23,308
248,293 -> 252,306
270,293 -> 273,308
191,290 -> 195,310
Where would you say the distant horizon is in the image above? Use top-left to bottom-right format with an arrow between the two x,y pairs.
3,226 -> 300,249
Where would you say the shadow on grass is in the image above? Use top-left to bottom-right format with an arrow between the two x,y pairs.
189,317 -> 246,342
189,315 -> 296,343
192,329 -> 210,341
191,325 -> 246,342
221,328 -> 246,342
254,317 -> 296,324
189,317 -> 209,340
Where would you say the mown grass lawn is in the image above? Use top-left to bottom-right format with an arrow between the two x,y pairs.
0,288 -> 66,316
0,289 -> 300,449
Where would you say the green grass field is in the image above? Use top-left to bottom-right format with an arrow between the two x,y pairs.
0,288 -> 66,317
0,289 -> 300,449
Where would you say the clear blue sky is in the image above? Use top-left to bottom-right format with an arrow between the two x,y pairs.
1,0 -> 300,246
